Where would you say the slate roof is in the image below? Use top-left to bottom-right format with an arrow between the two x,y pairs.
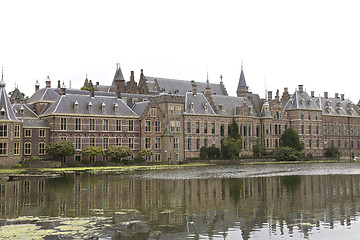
184,92 -> 216,115
10,88 -> 25,101
23,119 -> 50,128
316,97 -> 360,117
0,80 -> 19,121
119,93 -> 153,107
132,101 -> 149,116
144,76 -> 228,96
41,93 -> 137,117
13,103 -> 38,118
284,90 -> 321,110
211,95 -> 259,117
27,88 -> 60,104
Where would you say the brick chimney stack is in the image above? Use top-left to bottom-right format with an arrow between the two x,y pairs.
191,80 -> 197,95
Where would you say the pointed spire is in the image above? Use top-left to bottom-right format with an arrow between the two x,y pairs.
220,74 -> 223,83
241,58 -> 243,71
1,66 -> 3,81
206,71 -> 209,84
236,60 -> 248,96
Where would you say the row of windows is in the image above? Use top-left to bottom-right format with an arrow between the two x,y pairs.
323,124 -> 360,136
301,125 -> 320,135
60,118 -> 135,132
0,142 -> 46,156
324,139 -> 360,149
300,111 -> 320,121
69,137 -> 136,150
144,121 -> 161,133
24,128 -> 46,137
187,138 -> 216,150
168,105 -> 182,115
144,137 -> 161,149
187,122 -> 216,134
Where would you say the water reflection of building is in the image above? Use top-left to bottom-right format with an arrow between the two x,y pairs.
0,174 -> 360,239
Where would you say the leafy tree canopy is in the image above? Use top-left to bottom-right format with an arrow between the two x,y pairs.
274,146 -> 302,161
46,140 -> 75,158
81,146 -> 103,157
138,149 -> 154,157
325,146 -> 340,157
280,128 -> 304,151
105,145 -> 132,161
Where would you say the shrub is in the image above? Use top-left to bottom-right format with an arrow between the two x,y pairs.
325,146 -> 340,158
12,164 -> 23,169
274,147 -> 302,161
134,156 -> 144,163
200,147 -> 208,158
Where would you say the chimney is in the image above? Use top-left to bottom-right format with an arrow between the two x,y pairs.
35,80 -> 40,92
191,80 -> 197,95
140,69 -> 144,76
130,71 -> 135,82
268,91 -> 272,100
57,80 -> 61,88
46,80 -> 51,88
341,94 -> 345,100
324,92 -> 328,98
298,85 -> 303,93
61,86 -> 66,95
205,84 -> 211,99
335,93 -> 339,99
115,79 -> 125,95
311,91 -> 315,98
90,88 -> 94,98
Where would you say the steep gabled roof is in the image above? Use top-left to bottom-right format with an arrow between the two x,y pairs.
284,90 -> 321,111
237,69 -> 248,93
132,101 -> 149,116
0,79 -> 19,121
211,95 -> 259,117
184,92 -> 216,115
26,88 -> 60,104
316,97 -> 360,117
10,88 -> 25,101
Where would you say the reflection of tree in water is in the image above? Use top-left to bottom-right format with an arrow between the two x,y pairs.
47,174 -> 75,192
226,178 -> 243,204
281,175 -> 301,194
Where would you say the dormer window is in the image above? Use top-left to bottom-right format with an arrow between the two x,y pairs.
74,101 -> 79,110
203,103 -> 208,111
190,102 -> 194,111
1,107 -> 5,116
101,102 -> 106,112
219,104 -> 224,110
114,103 -> 119,112
20,106 -> 24,115
88,102 -> 93,111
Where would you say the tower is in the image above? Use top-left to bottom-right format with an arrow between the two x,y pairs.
236,61 -> 249,97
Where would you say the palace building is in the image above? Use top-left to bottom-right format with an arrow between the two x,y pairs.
1,64 -> 360,166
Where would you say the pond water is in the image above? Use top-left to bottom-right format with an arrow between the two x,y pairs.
1,163 -> 360,239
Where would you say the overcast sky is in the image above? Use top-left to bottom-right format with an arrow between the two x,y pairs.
1,0 -> 360,102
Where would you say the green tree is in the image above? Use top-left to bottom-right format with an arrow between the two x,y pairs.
280,128 -> 304,151
274,146 -> 302,161
325,146 -> 340,157
200,146 -> 208,158
81,146 -> 103,159
105,145 -> 132,162
207,146 -> 221,159
46,140 -> 75,160
138,149 -> 154,159
253,143 -> 265,158
221,120 -> 242,159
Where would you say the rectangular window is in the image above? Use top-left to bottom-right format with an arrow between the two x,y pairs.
14,142 -> 20,155
103,119 -> 109,131
75,118 -> 81,131
14,125 -> 20,138
196,139 -> 200,150
330,125 -> 334,135
351,126 -> 354,135
357,126 -> 360,136
0,142 -> 7,155
116,137 -> 121,145
155,138 -> 161,149
309,125 -> 312,135
24,129 -> 32,137
323,124 -> 327,135
316,126 -> 319,135
204,139 -> 208,147
204,122 -> 208,134
176,121 -> 181,132
187,138 -> 191,150
317,139 -> 320,148
145,120 -> 151,132
24,142 -> 31,155
344,125 -> 347,135
155,153 -> 161,162
175,106 -> 182,114
39,142 -> 46,155
196,122 -> 200,134
155,121 -> 161,132
309,139 -> 312,148
129,137 -> 134,149
129,120 -> 134,132
75,137 -> 81,150
220,124 -> 224,136
211,123 -> 215,134
174,137 -> 179,149
89,137 -> 95,147
168,105 -> 174,114
145,138 -> 151,149
102,138 -> 109,150
89,119 -> 95,131
150,108 -> 156,117
308,112 -> 311,120
187,122 -> 191,133
301,125 -> 305,135
39,129 -> 45,137
337,125 -> 341,135
116,120 -> 122,131
170,121 -> 175,132
338,139 -> 341,148
60,118 -> 67,131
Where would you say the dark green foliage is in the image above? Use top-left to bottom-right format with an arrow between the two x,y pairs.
253,143 -> 265,158
325,146 -> 340,157
138,149 -> 154,158
280,128 -> 304,151
134,156 -> 145,163
274,146 -> 302,161
207,146 -> 221,159
46,140 -> 75,160
229,120 -> 240,140
200,147 -> 208,158
221,137 -> 242,159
